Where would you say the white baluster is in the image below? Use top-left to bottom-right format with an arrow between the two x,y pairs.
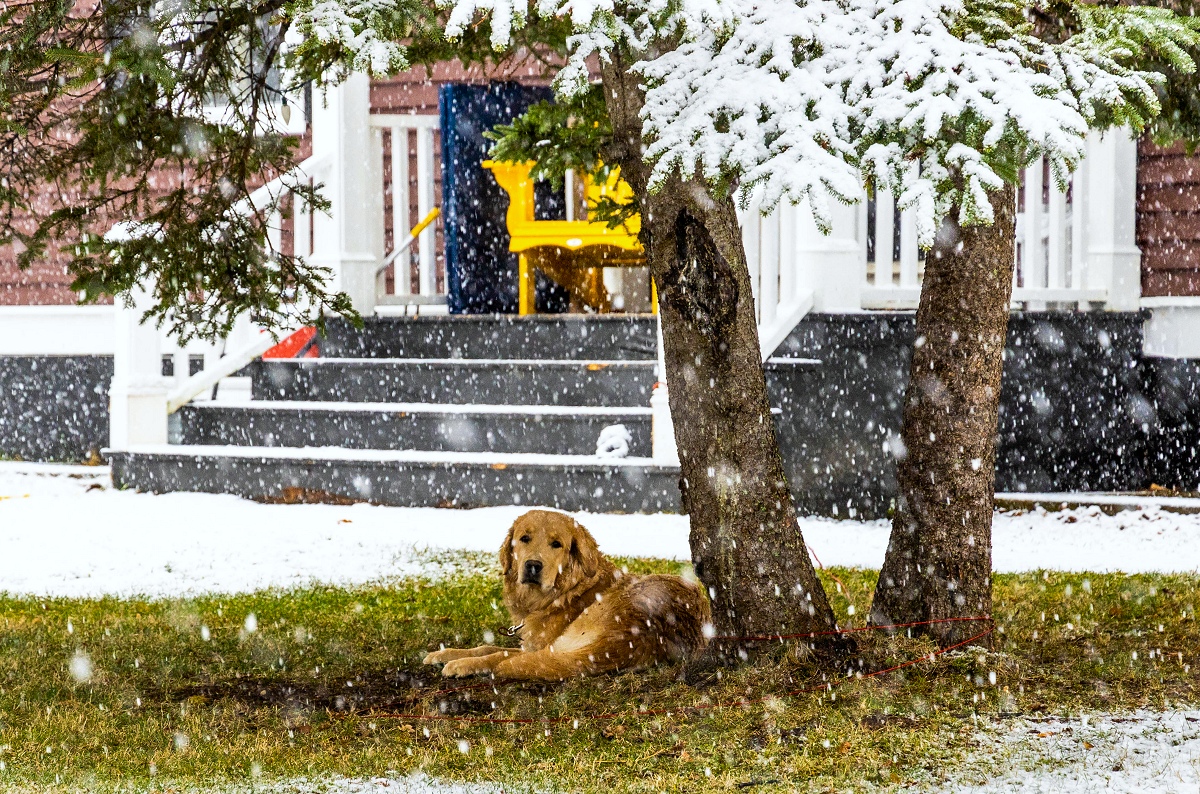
899,205 -> 918,289
293,185 -> 311,259
267,207 -> 282,261
759,210 -> 780,326
1023,158 -> 1046,307
742,199 -> 762,315
416,127 -> 437,296
1047,173 -> 1068,292
564,169 -> 576,222
1070,168 -> 1086,293
779,203 -> 798,306
391,126 -> 411,296
875,190 -> 895,287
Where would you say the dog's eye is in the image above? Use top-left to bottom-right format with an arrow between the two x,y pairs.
520,535 -> 531,544
550,540 -> 563,549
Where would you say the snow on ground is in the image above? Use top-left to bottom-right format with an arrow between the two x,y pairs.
942,711 -> 1200,793
251,774 -> 516,794
0,462 -> 687,599
4,462 -> 1200,599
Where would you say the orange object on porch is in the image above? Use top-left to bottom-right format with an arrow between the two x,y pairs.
482,161 -> 650,314
262,326 -> 319,359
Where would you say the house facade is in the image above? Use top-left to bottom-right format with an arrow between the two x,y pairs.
2,66 -> 1199,515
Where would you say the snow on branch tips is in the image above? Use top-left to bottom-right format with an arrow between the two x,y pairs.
432,0 -> 1200,244
638,0 -> 864,232
439,0 -> 532,49
292,0 -> 410,74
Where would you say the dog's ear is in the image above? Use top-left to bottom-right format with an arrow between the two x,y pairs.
499,521 -> 517,579
568,520 -> 603,577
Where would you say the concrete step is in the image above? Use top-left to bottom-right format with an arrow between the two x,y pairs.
174,401 -> 652,457
318,315 -> 658,360
249,358 -> 656,406
108,445 -> 681,512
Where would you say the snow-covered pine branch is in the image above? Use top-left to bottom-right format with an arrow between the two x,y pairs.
292,0 -> 410,74
417,0 -> 1200,243
640,0 -> 1200,244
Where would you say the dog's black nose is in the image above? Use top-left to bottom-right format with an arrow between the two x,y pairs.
523,560 -> 543,581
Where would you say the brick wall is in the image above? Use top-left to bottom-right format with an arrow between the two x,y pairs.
1138,139 -> 1200,297
0,58 -> 552,306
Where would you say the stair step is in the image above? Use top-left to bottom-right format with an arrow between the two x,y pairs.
318,315 -> 658,360
250,358 -> 656,406
175,401 -> 652,456
108,445 -> 681,512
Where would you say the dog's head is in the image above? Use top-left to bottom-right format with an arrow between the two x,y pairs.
500,510 -> 605,601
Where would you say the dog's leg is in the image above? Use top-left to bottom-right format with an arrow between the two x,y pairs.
423,645 -> 515,666
441,650 -> 525,678
487,647 -> 602,681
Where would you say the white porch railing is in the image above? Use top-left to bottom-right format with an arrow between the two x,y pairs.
855,132 -> 1139,311
738,129 -> 1143,360
369,114 -> 446,312
109,156 -> 325,448
740,202 -> 815,361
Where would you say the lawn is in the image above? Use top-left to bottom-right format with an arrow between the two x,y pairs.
1,553 -> 1197,792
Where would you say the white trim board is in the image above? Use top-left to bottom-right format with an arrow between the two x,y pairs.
0,305 -> 115,356
1142,300 -> 1200,359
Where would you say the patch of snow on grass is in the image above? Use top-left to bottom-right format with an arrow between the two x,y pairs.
4,462 -> 1200,599
0,463 -> 687,599
944,711 -> 1200,793
251,773 -> 522,793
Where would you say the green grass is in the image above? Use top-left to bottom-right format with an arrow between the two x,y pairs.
1,557 -> 1198,792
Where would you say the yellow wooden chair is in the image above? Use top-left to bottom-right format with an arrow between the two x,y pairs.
482,160 -> 651,314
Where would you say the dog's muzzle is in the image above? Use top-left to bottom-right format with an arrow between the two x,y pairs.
521,559 -> 543,585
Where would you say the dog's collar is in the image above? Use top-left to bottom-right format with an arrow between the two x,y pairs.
501,623 -> 524,637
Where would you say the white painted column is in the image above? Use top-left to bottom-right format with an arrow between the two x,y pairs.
1085,131 -> 1142,311
800,194 -> 865,312
416,127 -> 437,296
310,72 -> 384,315
109,284 -> 168,448
650,315 -> 679,465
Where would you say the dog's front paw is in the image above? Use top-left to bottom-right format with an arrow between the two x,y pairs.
442,657 -> 493,678
423,649 -> 457,666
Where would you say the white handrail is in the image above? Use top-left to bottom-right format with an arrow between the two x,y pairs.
166,331 -> 279,414
159,154 -> 332,414
235,154 -> 330,217
740,201 -> 816,360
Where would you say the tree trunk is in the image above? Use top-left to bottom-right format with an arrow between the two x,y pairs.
599,52 -> 838,653
869,187 -> 1017,647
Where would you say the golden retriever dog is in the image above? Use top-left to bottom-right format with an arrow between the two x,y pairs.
423,509 -> 710,681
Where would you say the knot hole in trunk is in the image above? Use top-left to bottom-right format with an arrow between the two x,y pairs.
664,209 -> 739,337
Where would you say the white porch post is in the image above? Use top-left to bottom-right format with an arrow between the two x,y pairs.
1084,131 -> 1142,311
109,284 -> 168,448
650,315 -> 679,464
310,72 -> 384,315
799,195 -> 865,312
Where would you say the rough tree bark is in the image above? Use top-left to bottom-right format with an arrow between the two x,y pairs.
599,51 -> 838,654
869,186 -> 1017,647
